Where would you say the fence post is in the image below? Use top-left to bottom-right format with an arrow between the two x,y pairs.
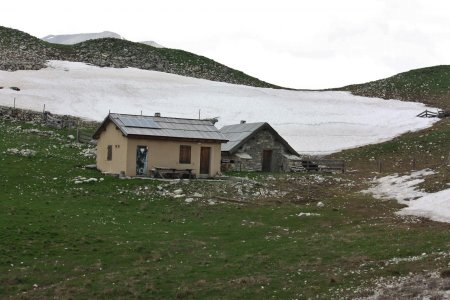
76,127 -> 80,143
307,175 -> 310,199
412,157 -> 416,170
378,160 -> 382,173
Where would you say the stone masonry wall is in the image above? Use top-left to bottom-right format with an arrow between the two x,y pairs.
231,129 -> 288,172
0,105 -> 98,129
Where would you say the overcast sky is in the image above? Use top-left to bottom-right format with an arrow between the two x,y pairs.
3,0 -> 450,89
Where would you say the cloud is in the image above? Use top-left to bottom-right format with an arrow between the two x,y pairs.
3,0 -> 450,88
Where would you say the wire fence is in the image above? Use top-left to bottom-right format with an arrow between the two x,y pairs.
342,156 -> 449,175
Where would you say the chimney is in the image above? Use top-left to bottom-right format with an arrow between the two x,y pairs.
154,112 -> 161,117
240,120 -> 246,124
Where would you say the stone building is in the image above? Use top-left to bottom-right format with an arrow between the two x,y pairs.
220,121 -> 301,172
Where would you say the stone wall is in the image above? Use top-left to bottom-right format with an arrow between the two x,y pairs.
223,129 -> 299,172
0,105 -> 98,129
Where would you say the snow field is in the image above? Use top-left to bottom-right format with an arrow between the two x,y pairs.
0,60 -> 438,154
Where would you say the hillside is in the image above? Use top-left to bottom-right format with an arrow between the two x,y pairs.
335,66 -> 450,109
0,26 -> 69,70
1,109 -> 450,298
0,26 -> 278,88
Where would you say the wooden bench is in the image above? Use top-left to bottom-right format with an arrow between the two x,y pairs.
153,167 -> 195,179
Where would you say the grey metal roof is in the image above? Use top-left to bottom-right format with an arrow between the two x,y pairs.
94,113 -> 227,142
220,122 -> 266,152
220,122 -> 299,156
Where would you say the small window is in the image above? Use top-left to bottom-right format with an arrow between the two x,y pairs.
179,145 -> 191,164
107,145 -> 112,161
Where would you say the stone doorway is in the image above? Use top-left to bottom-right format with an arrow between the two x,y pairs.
262,149 -> 273,172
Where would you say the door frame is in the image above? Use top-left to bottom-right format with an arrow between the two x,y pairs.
262,149 -> 273,172
136,145 -> 149,176
200,147 -> 211,175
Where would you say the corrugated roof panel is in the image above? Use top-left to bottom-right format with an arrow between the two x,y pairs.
225,131 -> 253,142
220,122 -> 265,133
220,122 -> 299,156
221,141 -> 238,152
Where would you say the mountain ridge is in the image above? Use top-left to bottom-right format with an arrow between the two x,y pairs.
334,65 -> 450,109
41,31 -> 164,48
2,25 -> 450,102
42,31 -> 123,45
0,26 -> 279,88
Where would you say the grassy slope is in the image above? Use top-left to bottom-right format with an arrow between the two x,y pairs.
331,117 -> 450,194
1,118 -> 450,299
335,66 -> 450,109
0,26 -> 278,88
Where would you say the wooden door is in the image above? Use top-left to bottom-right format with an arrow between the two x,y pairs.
262,150 -> 272,172
200,147 -> 211,175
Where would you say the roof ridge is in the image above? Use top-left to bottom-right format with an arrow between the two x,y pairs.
222,121 -> 266,126
110,112 -> 213,122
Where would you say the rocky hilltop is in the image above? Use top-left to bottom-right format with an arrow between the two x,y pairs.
335,66 -> 450,109
42,31 -> 123,45
0,26 -> 69,70
0,26 -> 278,88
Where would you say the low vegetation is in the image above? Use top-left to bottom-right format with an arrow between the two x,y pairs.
332,117 -> 450,192
335,65 -> 450,109
1,112 -> 449,299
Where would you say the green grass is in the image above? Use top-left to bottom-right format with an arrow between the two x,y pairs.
332,117 -> 450,192
335,65 -> 450,109
2,119 -> 450,299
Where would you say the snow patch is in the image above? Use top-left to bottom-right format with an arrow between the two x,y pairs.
296,212 -> 321,217
363,169 -> 450,223
41,31 -> 123,45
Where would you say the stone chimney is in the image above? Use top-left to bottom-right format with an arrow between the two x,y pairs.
240,120 -> 246,124
154,112 -> 161,117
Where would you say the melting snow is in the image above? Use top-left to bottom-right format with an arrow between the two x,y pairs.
363,169 -> 450,223
0,60 -> 438,154
296,212 -> 321,217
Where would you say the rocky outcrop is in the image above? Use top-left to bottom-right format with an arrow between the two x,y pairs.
6,148 -> 37,157
0,26 -> 71,71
